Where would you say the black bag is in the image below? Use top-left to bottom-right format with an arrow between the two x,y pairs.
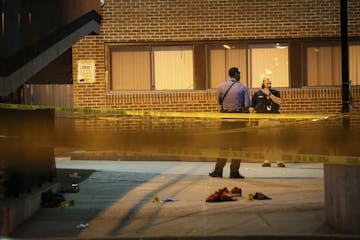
255,101 -> 279,113
41,190 -> 66,208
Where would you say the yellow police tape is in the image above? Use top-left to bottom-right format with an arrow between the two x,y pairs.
2,103 -> 358,165
73,147 -> 360,165
0,103 -> 338,120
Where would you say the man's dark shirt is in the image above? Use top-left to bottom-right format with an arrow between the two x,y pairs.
251,89 -> 281,113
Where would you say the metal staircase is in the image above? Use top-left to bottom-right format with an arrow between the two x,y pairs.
0,0 -> 102,99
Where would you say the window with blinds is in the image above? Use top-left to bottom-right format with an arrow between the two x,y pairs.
208,44 -> 288,89
111,47 -> 151,91
305,44 -> 360,87
249,44 -> 289,88
306,46 -> 341,86
153,46 -> 193,90
209,46 -> 247,88
110,46 -> 194,91
350,45 -> 360,86
109,42 -> 360,92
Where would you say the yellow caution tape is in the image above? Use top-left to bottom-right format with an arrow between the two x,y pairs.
2,103 -> 358,165
0,103 -> 338,120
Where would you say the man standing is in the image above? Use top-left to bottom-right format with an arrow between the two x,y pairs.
249,77 -> 285,167
217,67 -> 251,113
209,67 -> 250,179
249,77 -> 281,113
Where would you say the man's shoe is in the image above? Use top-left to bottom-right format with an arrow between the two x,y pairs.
253,192 -> 271,200
206,191 -> 222,202
209,171 -> 222,177
230,187 -> 242,197
229,172 -> 244,179
277,161 -> 286,168
262,160 -> 271,167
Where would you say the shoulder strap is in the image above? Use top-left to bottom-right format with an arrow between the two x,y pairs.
220,81 -> 237,105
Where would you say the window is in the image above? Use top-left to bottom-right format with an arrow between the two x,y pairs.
111,47 -> 151,91
249,44 -> 289,88
350,45 -> 360,86
110,41 -> 360,92
208,43 -> 289,89
110,46 -> 194,91
306,45 -> 341,86
208,45 -> 247,88
153,46 -> 193,90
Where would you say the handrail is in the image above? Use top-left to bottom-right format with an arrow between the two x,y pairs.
0,0 -> 101,59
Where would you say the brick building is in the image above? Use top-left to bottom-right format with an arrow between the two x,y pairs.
72,0 -> 360,113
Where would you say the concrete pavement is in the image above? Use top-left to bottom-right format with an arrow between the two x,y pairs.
8,160 -> 354,239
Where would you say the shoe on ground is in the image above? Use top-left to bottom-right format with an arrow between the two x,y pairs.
229,172 -> 245,179
206,191 -> 222,202
209,171 -> 222,177
218,187 -> 237,201
230,187 -> 242,197
277,161 -> 286,168
262,160 -> 271,167
253,192 -> 271,200
218,187 -> 229,194
220,191 -> 237,201
206,188 -> 237,202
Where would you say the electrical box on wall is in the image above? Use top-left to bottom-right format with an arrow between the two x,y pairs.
77,60 -> 95,83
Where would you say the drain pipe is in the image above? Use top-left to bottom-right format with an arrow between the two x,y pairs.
341,0 -> 350,113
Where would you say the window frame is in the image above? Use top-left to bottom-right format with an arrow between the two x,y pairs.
207,42 -> 290,89
152,45 -> 194,91
109,45 -> 151,91
207,43 -> 248,89
302,41 -> 342,87
349,41 -> 360,86
247,43 -> 290,89
107,43 -> 196,93
105,38 -> 360,94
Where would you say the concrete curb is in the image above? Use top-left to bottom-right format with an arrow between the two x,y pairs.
0,182 -> 60,236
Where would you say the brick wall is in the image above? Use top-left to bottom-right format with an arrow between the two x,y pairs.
72,0 -> 360,113
104,88 -> 359,114
99,0 -> 360,41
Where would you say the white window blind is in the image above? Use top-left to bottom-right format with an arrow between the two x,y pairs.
250,47 -> 289,88
153,47 -> 194,90
111,50 -> 151,91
